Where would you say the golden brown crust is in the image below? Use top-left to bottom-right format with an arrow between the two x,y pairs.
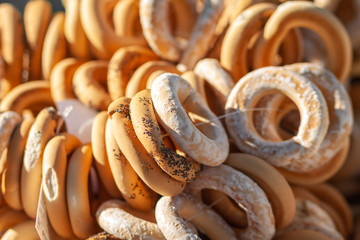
130,89 -> 202,182
107,46 -> 159,100
91,111 -> 121,198
2,117 -> 34,210
105,116 -> 159,211
42,133 -> 81,238
225,153 -> 295,230
108,97 -> 186,196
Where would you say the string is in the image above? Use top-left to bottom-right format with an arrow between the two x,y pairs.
184,194 -> 226,223
161,107 -> 289,138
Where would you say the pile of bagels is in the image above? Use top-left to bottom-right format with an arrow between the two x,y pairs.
0,0 -> 360,239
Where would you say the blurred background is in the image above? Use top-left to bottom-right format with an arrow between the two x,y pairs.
0,0 -> 64,13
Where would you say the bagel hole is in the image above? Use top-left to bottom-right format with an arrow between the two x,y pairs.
300,29 -> 327,65
180,95 -> 220,142
202,189 -> 248,229
204,81 -> 225,117
89,166 -> 111,216
252,92 -> 300,141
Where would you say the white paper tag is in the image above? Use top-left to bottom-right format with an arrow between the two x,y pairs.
35,185 -> 54,240
56,99 -> 98,144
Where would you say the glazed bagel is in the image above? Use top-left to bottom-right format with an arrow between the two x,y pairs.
0,81 -> 55,114
220,3 -> 303,82
80,0 -> 147,59
185,164 -> 275,240
113,0 -> 143,38
225,66 -> 329,168
49,58 -> 85,102
0,208 -> 29,233
91,111 -> 121,198
107,46 -> 159,100
0,220 -> 39,240
2,117 -> 34,210
151,73 -> 229,166
0,3 -> 24,98
63,0 -> 91,59
23,0 -> 52,80
21,107 -> 60,219
130,89 -> 202,182
42,133 -> 81,238
220,3 -> 276,81
66,144 -> 100,239
252,1 -> 352,84
41,12 -> 67,80
72,60 -> 111,111
0,111 -> 22,158
104,117 -> 159,211
125,60 -> 180,97
145,70 -> 167,89
107,97 -> 186,196
96,199 -> 165,240
225,153 -> 295,230
155,193 -> 238,240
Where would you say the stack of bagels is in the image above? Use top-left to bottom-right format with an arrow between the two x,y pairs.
0,0 -> 360,239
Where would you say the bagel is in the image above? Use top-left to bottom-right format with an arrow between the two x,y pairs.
225,66 -> 329,168
0,3 -> 24,98
0,81 -> 55,114
96,199 -> 165,240
23,0 -> 52,80
42,12 -> 67,80
225,153 -> 295,230
155,193 -> 238,239
0,208 -> 29,233
125,60 -> 180,97
194,58 -> 235,109
91,111 -> 121,198
185,164 -> 275,240
107,97 -> 186,196
104,116 -> 159,211
63,0 -> 91,59
107,46 -> 159,100
0,111 -> 22,158
151,73 -> 229,166
1,220 -> 39,240
80,0 -> 147,59
42,133 -> 81,238
21,107 -> 60,219
66,144 -> 100,239
49,58 -> 85,102
2,117 -> 34,210
113,0 -> 143,38
130,89 -> 202,182
252,1 -> 352,84
72,60 -> 111,111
